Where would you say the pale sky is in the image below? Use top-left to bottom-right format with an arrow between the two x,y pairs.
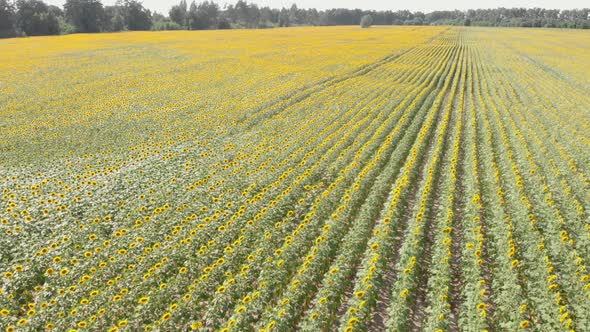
46,0 -> 589,15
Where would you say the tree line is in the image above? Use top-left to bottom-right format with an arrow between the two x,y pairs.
0,0 -> 152,37
1,0 -> 589,38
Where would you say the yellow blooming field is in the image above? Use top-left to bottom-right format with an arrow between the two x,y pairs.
1,26 -> 589,331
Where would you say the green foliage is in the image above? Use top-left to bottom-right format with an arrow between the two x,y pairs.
57,16 -> 76,34
111,13 -> 124,31
0,0 -> 17,37
152,19 -> 182,30
188,1 -> 218,30
168,0 -> 186,27
2,0 -> 590,39
64,0 -> 104,32
360,14 -> 372,28
15,0 -> 60,36
217,17 -> 230,29
118,0 -> 151,30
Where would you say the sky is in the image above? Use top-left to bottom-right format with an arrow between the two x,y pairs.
45,0 -> 589,15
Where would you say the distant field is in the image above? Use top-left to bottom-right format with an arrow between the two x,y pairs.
1,26 -> 589,331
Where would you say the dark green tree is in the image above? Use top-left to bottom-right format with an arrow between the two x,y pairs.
288,3 -> 299,25
168,0 -> 186,27
0,0 -> 18,37
64,0 -> 104,32
217,17 -> 230,29
117,0 -> 151,30
16,0 -> 59,35
111,12 -> 124,30
187,1 -> 197,29
190,1 -> 218,29
360,14 -> 372,28
48,4 -> 62,17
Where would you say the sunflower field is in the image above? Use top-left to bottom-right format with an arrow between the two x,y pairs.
1,26 -> 589,331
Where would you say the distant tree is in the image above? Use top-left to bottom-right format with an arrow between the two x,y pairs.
3,0 -> 590,38
117,0 -> 151,30
64,0 -> 105,32
114,3 -> 590,31
152,19 -> 182,30
168,0 -> 186,27
278,8 -> 289,26
58,16 -> 76,33
259,6 -> 277,25
187,1 -> 197,29
0,0 -> 18,37
48,4 -> 63,17
187,1 -> 218,29
151,11 -> 164,22
233,0 -> 248,23
228,0 -> 259,27
100,5 -> 124,31
44,8 -> 59,33
360,14 -> 372,28
16,0 -> 60,35
288,3 -> 298,25
198,1 -> 218,29
217,17 -> 230,29
111,12 -> 124,30
101,5 -> 114,30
